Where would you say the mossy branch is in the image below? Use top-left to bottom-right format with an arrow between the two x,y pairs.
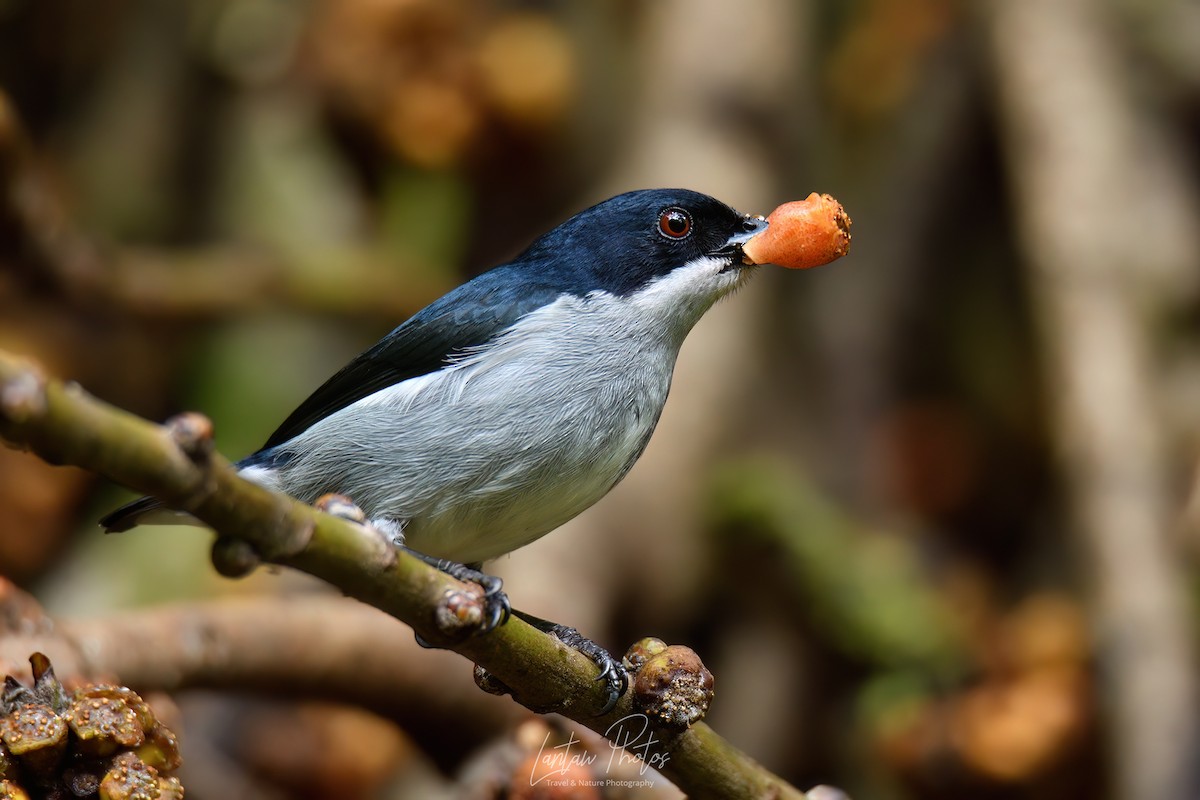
0,348 -> 816,800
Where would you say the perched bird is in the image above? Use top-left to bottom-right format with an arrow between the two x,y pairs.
102,188 -> 772,707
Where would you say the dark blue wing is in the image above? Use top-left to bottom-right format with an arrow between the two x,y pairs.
257,265 -> 564,451
103,268 -> 564,532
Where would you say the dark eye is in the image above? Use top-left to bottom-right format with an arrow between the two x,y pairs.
657,207 -> 692,240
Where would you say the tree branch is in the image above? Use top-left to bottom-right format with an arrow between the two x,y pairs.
0,588 -> 519,730
0,348 -> 815,799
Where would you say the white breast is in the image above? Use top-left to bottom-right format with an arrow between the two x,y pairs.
246,255 -> 744,564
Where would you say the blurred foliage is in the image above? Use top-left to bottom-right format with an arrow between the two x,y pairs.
710,458 -> 965,672
1,0 -> 1199,798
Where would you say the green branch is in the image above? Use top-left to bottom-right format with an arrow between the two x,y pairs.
0,348 -> 820,800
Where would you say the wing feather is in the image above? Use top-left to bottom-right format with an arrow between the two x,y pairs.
259,267 -> 563,450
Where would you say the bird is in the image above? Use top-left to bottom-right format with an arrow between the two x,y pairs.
101,188 -> 771,708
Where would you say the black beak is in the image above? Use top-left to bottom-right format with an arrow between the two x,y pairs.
715,214 -> 769,261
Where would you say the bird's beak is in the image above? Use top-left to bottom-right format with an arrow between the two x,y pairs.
720,215 -> 769,263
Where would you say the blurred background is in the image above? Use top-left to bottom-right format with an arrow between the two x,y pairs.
3,0 -> 1200,798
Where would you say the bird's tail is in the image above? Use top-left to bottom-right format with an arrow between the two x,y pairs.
99,496 -> 186,533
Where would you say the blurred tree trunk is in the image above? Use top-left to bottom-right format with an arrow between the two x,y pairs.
986,0 -> 1200,798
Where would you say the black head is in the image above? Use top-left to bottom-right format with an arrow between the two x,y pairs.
513,188 -> 766,297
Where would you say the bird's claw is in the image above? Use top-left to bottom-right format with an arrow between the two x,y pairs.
403,552 -> 622,711
514,613 -> 628,714
476,573 -> 512,632
592,651 -> 629,715
410,551 -> 512,636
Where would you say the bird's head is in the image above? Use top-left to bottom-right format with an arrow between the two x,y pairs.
515,189 -> 768,322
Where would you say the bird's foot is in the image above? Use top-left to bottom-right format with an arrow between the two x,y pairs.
405,549 -> 511,634
514,610 -> 628,714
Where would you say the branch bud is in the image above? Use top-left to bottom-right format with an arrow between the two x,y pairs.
629,643 -> 714,731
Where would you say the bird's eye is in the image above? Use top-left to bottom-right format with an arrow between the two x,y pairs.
657,207 -> 693,240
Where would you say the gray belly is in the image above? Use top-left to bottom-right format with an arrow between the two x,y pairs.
263,344 -> 674,564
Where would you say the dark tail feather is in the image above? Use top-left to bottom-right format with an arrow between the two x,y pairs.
99,496 -> 165,533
